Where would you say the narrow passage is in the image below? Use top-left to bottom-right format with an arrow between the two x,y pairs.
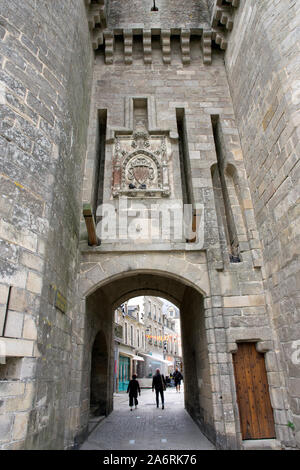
81,388 -> 215,450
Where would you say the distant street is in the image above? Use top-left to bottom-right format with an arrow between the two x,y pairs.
81,387 -> 215,450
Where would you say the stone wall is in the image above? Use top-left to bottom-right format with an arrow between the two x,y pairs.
225,0 -> 300,447
79,20 -> 294,448
0,0 -> 93,449
107,0 -> 210,30
181,287 -> 214,443
0,0 -> 298,451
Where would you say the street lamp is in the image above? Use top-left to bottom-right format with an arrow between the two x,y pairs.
151,0 -> 158,12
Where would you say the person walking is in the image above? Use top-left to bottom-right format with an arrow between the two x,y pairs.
152,368 -> 166,409
173,368 -> 183,393
127,374 -> 141,411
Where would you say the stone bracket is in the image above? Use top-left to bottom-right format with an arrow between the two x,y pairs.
211,29 -> 228,50
124,29 -> 133,65
85,0 -> 108,50
143,30 -> 152,64
212,5 -> 234,31
180,29 -> 191,65
202,30 -> 212,65
104,30 -> 114,64
161,29 -> 171,64
210,0 -> 239,51
227,331 -> 273,354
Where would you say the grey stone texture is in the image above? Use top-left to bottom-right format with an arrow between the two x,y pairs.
0,0 -> 299,451
224,0 -> 300,448
107,0 -> 210,30
0,0 -> 93,450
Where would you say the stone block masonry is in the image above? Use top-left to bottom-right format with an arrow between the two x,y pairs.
0,0 -> 298,451
0,0 -> 93,450
225,0 -> 300,448
78,7 -> 291,447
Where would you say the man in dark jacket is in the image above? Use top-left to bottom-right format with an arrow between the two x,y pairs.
152,368 -> 166,409
127,374 -> 141,410
173,368 -> 183,392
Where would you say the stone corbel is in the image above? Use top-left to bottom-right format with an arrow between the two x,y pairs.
212,6 -> 234,31
256,340 -> 273,353
211,0 -> 240,51
161,29 -> 171,65
88,3 -> 106,30
85,0 -> 107,50
124,29 -> 133,65
229,340 -> 274,356
104,30 -> 114,64
211,29 -> 228,50
180,29 -> 190,65
143,30 -> 152,64
202,30 -> 212,65
227,328 -> 273,354
92,28 -> 104,50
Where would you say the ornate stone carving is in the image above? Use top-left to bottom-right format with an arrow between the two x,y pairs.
112,123 -> 171,198
125,153 -> 157,187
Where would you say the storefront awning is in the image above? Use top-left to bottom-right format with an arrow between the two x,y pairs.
133,355 -> 144,361
119,350 -> 144,361
140,353 -> 173,365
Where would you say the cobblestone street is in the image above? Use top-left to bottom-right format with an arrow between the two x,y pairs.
80,388 -> 215,450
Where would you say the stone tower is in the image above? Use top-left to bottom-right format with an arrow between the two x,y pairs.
0,0 -> 299,450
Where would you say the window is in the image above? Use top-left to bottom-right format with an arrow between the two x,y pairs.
131,325 -> 134,346
125,322 -> 128,344
137,329 -> 140,348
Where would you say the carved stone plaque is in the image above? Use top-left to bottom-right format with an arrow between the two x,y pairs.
112,122 -> 171,198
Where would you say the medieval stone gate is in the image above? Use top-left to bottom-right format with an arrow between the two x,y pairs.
0,0 -> 299,450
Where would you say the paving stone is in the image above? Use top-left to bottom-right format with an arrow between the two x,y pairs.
81,389 -> 215,450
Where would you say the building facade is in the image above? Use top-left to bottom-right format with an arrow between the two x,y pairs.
113,297 -> 181,391
0,0 -> 299,450
113,301 -> 147,392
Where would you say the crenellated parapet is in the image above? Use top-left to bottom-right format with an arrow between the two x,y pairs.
84,0 -> 240,62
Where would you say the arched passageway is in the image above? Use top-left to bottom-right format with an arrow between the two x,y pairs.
83,270 -> 216,445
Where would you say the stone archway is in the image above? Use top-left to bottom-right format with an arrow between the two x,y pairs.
77,252 -> 226,446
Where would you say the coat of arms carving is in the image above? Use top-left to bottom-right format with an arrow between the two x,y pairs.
112,122 -> 171,198
126,156 -> 155,186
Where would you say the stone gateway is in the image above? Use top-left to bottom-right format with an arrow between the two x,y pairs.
0,0 -> 299,450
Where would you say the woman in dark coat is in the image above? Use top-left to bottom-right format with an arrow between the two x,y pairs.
127,374 -> 141,411
152,368 -> 166,409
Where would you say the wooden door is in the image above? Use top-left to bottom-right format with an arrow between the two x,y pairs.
233,342 -> 276,440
